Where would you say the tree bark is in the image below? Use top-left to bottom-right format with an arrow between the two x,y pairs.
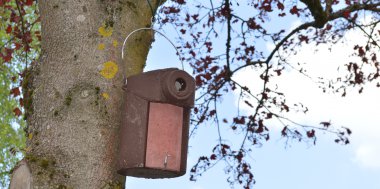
13,0 -> 162,188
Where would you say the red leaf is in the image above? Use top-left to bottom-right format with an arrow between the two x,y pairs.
358,46 -> 365,57
346,128 -> 352,135
298,35 -> 309,43
220,5 -> 231,17
23,31 -> 33,43
247,18 -> 260,30
325,24 -> 332,30
275,69 -> 282,76
245,46 -> 255,55
236,151 -> 243,162
290,6 -> 300,17
209,110 -> 216,116
210,66 -> 219,73
233,117 -> 245,125
10,87 -> 20,97
19,98 -> 24,107
189,50 -> 196,57
277,2 -> 284,10
281,126 -> 287,136
163,6 -> 180,14
282,103 -> 289,112
191,14 -> 199,21
256,125 -> 264,133
14,43 -> 22,50
205,42 -> 213,52
222,144 -> 230,149
184,42 -> 191,49
10,12 -> 21,23
210,154 -> 217,160
306,129 -> 315,138
25,0 -> 33,6
13,107 -> 22,117
6,25 -> 12,33
262,92 -> 268,100
261,4 -> 272,12
202,56 -> 215,65
208,15 -> 215,25
195,75 -> 203,86
2,48 -> 13,62
320,121 -> 331,128
343,10 -> 350,18
173,0 -> 185,4
24,44 -> 31,52
0,0 -> 9,6
345,139 -> 350,145
203,73 -> 212,81
372,53 -> 377,62
266,113 -> 273,119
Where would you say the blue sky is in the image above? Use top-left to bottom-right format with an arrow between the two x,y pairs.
126,34 -> 380,189
124,5 -> 380,189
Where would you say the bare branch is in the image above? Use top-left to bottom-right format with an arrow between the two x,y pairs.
232,1 -> 380,74
329,2 -> 380,20
346,18 -> 380,49
225,0 -> 232,79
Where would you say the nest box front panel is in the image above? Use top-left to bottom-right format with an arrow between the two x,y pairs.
119,93 -> 149,169
145,102 -> 183,171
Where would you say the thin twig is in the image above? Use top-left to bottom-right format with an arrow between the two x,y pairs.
225,0 -> 232,75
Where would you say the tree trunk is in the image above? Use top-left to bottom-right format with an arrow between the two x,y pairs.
11,0 -> 162,188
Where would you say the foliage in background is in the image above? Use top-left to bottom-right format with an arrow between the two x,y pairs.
0,0 -> 39,187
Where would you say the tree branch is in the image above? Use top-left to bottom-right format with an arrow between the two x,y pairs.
232,22 -> 314,74
346,18 -> 380,49
300,0 -> 327,28
325,0 -> 333,16
329,2 -> 380,20
225,0 -> 232,79
301,0 -> 380,28
232,1 -> 380,74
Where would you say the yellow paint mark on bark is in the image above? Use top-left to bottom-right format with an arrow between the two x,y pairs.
100,61 -> 118,79
98,25 -> 113,37
102,93 -> 110,100
112,40 -> 118,47
98,43 -> 105,50
25,146 -> 31,152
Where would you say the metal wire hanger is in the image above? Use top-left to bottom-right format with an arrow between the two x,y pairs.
121,18 -> 185,70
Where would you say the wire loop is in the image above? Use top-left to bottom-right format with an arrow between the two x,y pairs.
121,27 -> 184,70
